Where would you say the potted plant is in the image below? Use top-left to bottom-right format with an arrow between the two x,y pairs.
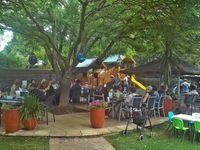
20,94 -> 45,130
89,100 -> 108,128
2,104 -> 20,133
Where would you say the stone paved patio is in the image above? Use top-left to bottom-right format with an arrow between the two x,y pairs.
0,112 -> 168,137
49,137 -> 116,150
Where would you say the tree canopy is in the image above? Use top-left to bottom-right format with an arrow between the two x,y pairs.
0,0 -> 199,105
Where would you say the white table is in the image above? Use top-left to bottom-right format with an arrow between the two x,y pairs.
173,113 -> 200,122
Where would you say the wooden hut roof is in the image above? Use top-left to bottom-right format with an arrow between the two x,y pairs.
121,59 -> 200,75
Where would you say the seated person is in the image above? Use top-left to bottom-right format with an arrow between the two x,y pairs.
19,85 -> 29,97
141,85 -> 153,106
29,83 -> 46,102
46,79 -> 60,105
152,85 -> 160,102
125,87 -> 139,104
10,79 -> 21,97
28,79 -> 36,91
38,79 -> 49,92
69,79 -> 81,103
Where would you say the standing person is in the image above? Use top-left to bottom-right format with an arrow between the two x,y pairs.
10,79 -> 21,96
184,84 -> 199,112
181,79 -> 190,93
69,79 -> 81,104
111,74 -> 121,90
123,75 -> 129,93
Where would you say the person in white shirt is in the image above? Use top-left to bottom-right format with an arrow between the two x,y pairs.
185,84 -> 198,96
125,87 -> 139,104
181,79 -> 190,93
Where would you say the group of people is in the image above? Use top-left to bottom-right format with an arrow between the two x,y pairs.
125,85 -> 160,106
111,74 -> 130,93
0,78 -> 61,106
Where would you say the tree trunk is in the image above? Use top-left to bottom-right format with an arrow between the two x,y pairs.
58,72 -> 72,107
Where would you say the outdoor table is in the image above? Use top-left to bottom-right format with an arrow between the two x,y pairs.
173,113 -> 200,122
0,97 -> 23,105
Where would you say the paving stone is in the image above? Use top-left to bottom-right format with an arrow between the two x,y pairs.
80,130 -> 99,136
49,137 -> 115,150
0,112 -> 168,137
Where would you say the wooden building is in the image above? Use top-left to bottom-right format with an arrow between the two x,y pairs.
76,55 -> 136,87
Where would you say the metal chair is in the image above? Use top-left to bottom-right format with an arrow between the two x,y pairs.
146,96 -> 156,118
155,96 -> 165,117
184,94 -> 197,114
42,95 -> 56,125
118,96 -> 142,121
92,91 -> 105,101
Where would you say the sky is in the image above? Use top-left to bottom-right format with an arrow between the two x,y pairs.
0,30 -> 13,52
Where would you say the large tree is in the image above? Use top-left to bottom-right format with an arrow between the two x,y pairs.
1,0 -> 198,106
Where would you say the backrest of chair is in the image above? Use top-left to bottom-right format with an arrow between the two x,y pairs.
172,118 -> 183,129
194,121 -> 200,131
93,92 -> 105,101
132,97 -> 142,109
147,96 -> 156,109
159,96 -> 165,107
168,112 -> 174,122
184,94 -> 197,104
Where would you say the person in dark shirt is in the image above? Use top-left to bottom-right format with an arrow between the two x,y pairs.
29,83 -> 46,102
69,79 -> 81,104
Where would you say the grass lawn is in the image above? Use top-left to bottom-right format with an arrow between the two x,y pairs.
105,123 -> 200,150
0,136 -> 49,150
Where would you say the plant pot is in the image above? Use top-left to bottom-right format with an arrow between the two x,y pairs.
23,118 -> 37,130
163,99 -> 174,116
90,108 -> 105,128
2,109 -> 20,133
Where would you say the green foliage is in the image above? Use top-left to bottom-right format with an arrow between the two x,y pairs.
0,51 -> 27,69
1,104 -> 18,110
105,123 -> 200,150
20,94 -> 45,121
0,137 -> 48,150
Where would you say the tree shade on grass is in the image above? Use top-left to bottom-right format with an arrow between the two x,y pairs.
105,123 -> 200,150
0,136 -> 49,150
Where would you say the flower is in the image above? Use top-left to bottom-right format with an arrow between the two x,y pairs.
89,100 -> 108,109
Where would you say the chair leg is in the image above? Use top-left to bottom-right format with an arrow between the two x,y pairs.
162,108 -> 165,117
176,129 -> 179,137
166,123 -> 171,131
193,132 -> 196,143
158,108 -> 160,117
118,104 -> 122,121
46,111 -> 48,125
53,113 -> 55,122
183,130 -> 187,141
154,110 -> 156,118
112,103 -> 115,119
